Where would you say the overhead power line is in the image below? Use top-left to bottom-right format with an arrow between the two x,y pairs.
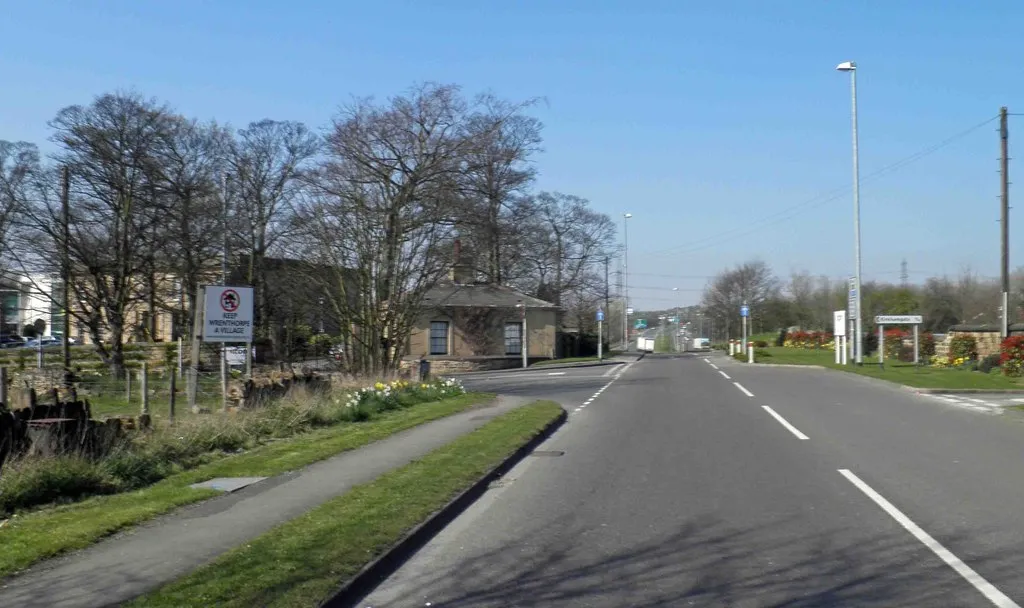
638,114 -> 1000,259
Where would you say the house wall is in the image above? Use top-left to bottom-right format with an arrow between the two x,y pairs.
407,307 -> 558,359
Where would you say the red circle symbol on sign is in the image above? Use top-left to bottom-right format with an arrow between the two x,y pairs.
220,289 -> 240,313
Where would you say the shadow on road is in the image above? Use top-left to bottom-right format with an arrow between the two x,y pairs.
362,513 -> 1015,607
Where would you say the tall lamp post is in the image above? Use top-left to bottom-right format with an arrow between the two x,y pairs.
622,212 -> 632,350
837,60 -> 864,365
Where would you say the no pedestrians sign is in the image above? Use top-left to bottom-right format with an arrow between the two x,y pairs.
204,286 -> 254,342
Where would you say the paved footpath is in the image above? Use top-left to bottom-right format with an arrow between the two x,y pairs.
0,395 -> 530,608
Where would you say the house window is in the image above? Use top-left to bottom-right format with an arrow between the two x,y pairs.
429,321 -> 449,355
504,322 -> 522,355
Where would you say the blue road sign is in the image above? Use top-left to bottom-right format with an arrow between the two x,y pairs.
596,308 -> 604,322
740,305 -> 749,317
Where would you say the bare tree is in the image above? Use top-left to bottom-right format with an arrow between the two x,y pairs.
701,260 -> 779,339
298,83 -> 475,373
0,141 -> 38,261
521,191 -> 616,307
152,117 -> 231,341
228,119 -> 319,352
457,95 -> 543,283
17,92 -> 174,377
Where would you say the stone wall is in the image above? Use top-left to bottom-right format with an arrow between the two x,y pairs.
943,329 -> 1002,358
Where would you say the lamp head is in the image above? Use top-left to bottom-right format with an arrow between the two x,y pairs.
836,61 -> 857,72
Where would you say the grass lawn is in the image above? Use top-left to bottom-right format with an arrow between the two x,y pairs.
0,393 -> 492,578
753,347 -> 1024,390
128,400 -> 563,608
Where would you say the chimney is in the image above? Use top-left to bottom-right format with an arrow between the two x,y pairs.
450,238 -> 473,284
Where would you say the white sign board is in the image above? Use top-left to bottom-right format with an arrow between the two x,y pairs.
225,346 -> 248,365
833,310 -> 847,336
874,315 -> 923,325
626,307 -> 634,315
203,286 -> 254,342
848,277 -> 857,316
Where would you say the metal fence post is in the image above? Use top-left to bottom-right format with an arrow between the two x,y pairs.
140,362 -> 149,415
168,371 -> 176,424
0,367 -> 7,407
126,368 -> 132,403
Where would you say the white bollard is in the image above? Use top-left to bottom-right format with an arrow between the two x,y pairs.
748,342 -> 754,363
835,338 -> 841,364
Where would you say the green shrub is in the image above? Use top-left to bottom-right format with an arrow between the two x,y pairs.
101,448 -> 173,490
0,457 -> 115,513
921,333 -> 936,357
979,353 -> 1001,374
950,335 -> 978,361
754,340 -> 769,348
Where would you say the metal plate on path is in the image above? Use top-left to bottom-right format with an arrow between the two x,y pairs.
190,477 -> 267,493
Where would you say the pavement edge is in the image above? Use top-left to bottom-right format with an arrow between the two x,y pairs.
320,406 -> 569,608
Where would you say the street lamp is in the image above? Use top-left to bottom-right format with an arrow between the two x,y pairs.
837,60 -> 864,365
623,213 -> 632,350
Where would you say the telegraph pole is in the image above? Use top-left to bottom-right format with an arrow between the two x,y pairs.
1001,106 -> 1010,338
60,165 -> 72,386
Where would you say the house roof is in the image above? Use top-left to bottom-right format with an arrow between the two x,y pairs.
424,282 -> 558,310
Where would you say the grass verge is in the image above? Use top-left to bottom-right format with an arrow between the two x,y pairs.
129,400 -> 563,608
0,392 -> 492,578
752,347 -> 1024,390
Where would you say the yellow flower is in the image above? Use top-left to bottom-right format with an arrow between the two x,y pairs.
374,381 -> 386,390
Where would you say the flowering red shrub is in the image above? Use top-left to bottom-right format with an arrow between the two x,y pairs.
883,328 -> 908,360
1000,336 -> 1024,377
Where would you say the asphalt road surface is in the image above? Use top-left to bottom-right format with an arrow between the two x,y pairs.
361,353 -> 1024,607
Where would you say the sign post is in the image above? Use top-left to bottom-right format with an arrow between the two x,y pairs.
847,277 -> 857,362
740,304 -> 749,359
874,315 -> 923,367
833,310 -> 847,365
597,308 -> 604,361
203,286 -> 254,411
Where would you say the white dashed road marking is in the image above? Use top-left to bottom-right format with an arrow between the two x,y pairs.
930,394 -> 999,414
547,372 -> 566,376
734,382 -> 754,398
839,469 -> 1020,608
761,406 -> 809,440
718,370 -> 731,379
573,360 -> 635,414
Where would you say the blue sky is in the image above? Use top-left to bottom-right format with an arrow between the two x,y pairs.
2,0 -> 1020,309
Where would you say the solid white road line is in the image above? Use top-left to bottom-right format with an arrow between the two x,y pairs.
761,406 -> 809,440
547,372 -> 567,376
734,382 -> 754,397
838,469 -> 1020,608
1012,398 -> 1024,403
718,370 -> 731,379
602,365 -> 618,377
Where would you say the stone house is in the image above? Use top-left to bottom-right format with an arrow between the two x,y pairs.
405,281 -> 560,372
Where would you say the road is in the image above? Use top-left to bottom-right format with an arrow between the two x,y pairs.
359,353 -> 1024,607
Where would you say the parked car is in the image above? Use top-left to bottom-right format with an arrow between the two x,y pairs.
24,336 -> 76,349
0,335 -> 26,349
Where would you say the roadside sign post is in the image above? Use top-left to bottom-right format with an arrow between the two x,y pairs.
848,277 -> 857,362
597,308 -> 604,361
874,315 -> 923,368
833,310 -> 847,365
203,286 -> 254,411
740,304 -> 749,359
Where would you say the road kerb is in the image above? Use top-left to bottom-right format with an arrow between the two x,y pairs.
321,406 -> 568,608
